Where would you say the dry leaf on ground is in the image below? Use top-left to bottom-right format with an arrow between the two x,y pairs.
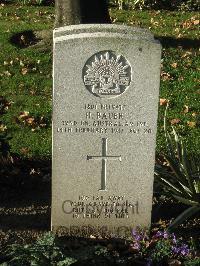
170,118 -> 181,125
187,121 -> 196,128
160,98 -> 169,106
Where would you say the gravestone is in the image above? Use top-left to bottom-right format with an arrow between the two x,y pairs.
52,24 -> 161,237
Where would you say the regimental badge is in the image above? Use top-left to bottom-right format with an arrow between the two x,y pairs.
82,51 -> 132,98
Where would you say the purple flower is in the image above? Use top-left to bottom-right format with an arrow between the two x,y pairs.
154,231 -> 163,238
131,229 -> 137,237
133,242 -> 141,251
132,229 -> 142,241
154,230 -> 169,239
163,231 -> 169,239
172,244 -> 190,256
172,233 -> 177,244
180,244 -> 190,256
172,246 -> 180,254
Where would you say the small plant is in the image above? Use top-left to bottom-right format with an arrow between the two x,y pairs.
130,228 -> 191,264
0,232 -> 72,266
0,234 -> 113,266
151,238 -> 172,263
1,230 -> 198,266
155,105 -> 200,230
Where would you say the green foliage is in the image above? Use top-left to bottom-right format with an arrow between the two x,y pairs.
56,258 -> 77,266
151,239 -> 171,262
0,3 -> 53,159
1,230 -> 199,266
0,233 -> 115,266
18,0 -> 44,6
0,232 -> 76,266
131,229 -> 192,264
184,258 -> 200,266
1,233 -> 133,266
155,106 -> 200,230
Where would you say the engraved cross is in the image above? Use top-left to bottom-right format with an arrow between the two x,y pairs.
87,138 -> 122,191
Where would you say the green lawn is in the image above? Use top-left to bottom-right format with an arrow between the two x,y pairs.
110,8 -> 200,157
0,3 -> 199,159
0,3 -> 54,158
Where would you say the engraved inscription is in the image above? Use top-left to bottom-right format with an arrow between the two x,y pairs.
87,138 -> 121,191
57,103 -> 153,135
83,51 -> 132,98
62,195 -> 139,220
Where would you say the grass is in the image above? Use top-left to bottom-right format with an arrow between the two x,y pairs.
0,2 -> 199,159
110,8 -> 200,156
0,2 -> 54,158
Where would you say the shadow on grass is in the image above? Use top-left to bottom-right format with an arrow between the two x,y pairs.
2,0 -> 54,6
156,36 -> 200,49
0,158 -> 51,230
0,157 -> 199,240
10,31 -> 42,49
10,30 -> 200,51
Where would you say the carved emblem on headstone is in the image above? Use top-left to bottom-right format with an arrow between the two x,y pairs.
83,51 -> 132,98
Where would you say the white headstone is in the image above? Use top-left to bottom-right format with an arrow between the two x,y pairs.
52,24 -> 161,237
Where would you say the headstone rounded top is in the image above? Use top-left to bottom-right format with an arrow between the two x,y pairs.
54,24 -> 155,42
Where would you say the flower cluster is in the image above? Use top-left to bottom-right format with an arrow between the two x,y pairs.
172,244 -> 190,256
153,231 -> 190,257
130,228 -> 150,252
129,228 -> 191,261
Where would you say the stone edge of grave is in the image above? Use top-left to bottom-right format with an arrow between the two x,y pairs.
53,24 -> 159,44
